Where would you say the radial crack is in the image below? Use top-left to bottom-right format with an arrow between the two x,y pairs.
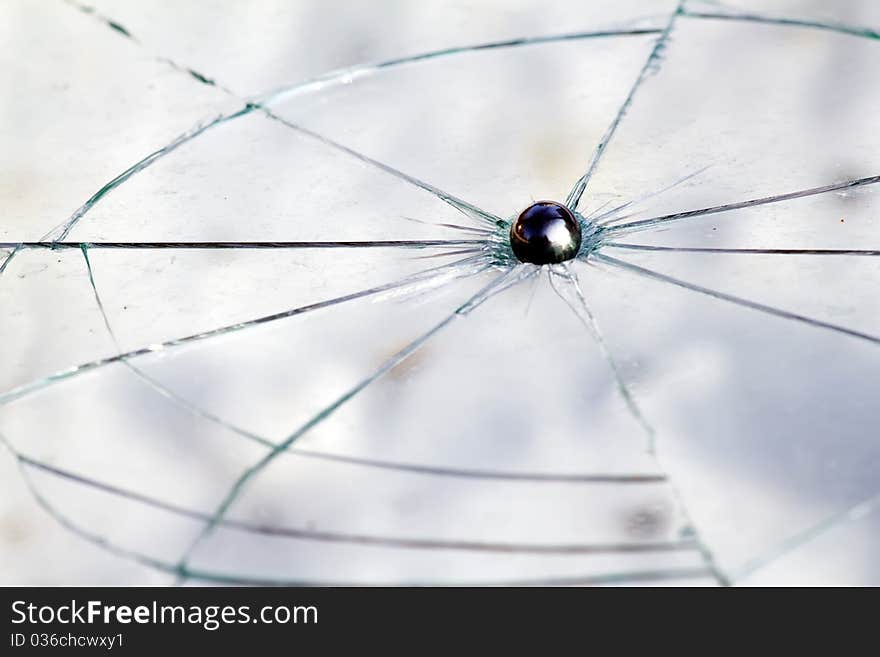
603,243 -> 880,256
260,109 -> 502,228
0,255 -> 490,406
61,1 -> 649,237
548,266 -> 657,455
50,0 -> 668,241
604,174 -> 880,236
595,253 -> 880,346
594,166 -> 711,226
80,248 -> 667,487
173,267 -> 534,575
565,1 -> 684,211
548,264 -> 729,587
39,6 -> 665,257
3,240 -> 484,251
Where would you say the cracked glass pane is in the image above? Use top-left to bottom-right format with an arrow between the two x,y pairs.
0,0 -> 236,242
1,0 -> 879,586
76,0 -> 679,96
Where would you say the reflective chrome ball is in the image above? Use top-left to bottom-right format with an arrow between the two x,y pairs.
509,201 -> 582,265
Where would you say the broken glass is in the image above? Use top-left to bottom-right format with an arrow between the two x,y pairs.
1,0 -> 879,586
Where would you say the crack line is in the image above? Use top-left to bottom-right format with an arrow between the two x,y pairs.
548,264 -> 729,587
604,175 -> 880,236
603,243 -> 880,256
682,2 -> 880,42
0,255 -> 491,407
173,267 -> 535,576
595,253 -> 880,346
565,1 -> 684,211
730,489 -> 880,583
11,448 -> 692,556
78,246 -> 671,487
3,240 -> 484,251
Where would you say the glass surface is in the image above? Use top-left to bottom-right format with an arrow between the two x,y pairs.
1,0 -> 879,586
